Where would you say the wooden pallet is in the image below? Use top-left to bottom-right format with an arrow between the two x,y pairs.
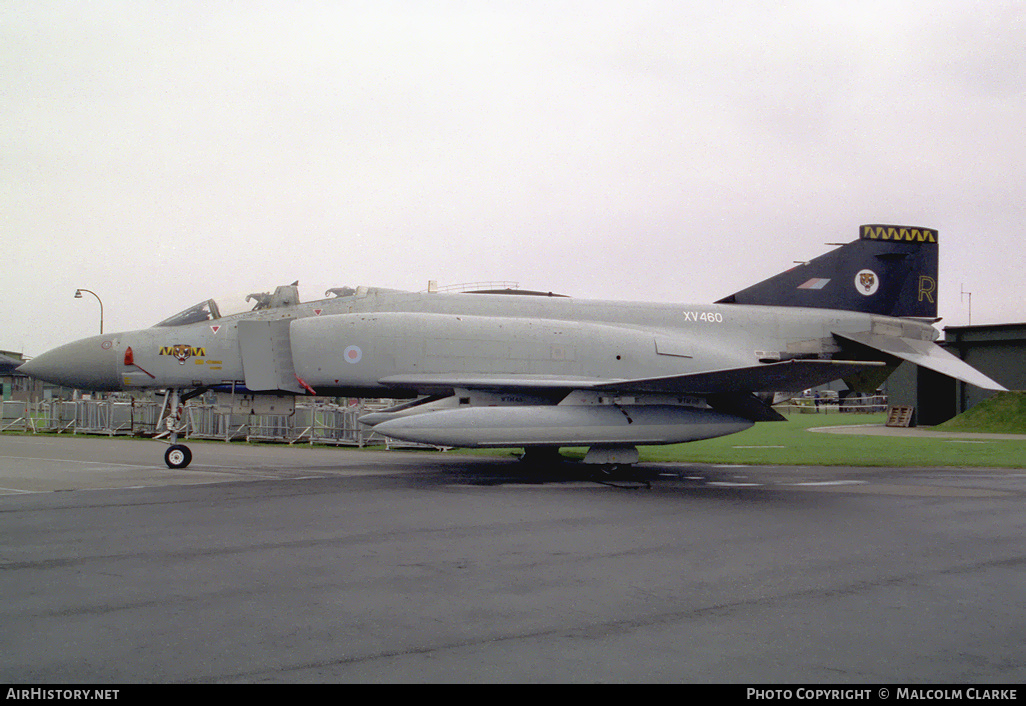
885,405 -> 915,427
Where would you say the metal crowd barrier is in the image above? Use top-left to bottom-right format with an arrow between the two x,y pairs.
5,397 -> 423,448
776,394 -> 888,414
1,399 -> 161,435
1,400 -> 29,432
182,402 -> 393,446
72,399 -> 162,436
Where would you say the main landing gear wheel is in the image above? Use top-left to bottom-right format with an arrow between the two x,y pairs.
164,444 -> 193,469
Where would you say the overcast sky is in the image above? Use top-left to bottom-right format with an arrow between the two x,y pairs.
3,1 -> 1024,356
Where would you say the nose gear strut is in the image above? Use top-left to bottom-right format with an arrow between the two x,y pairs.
155,388 -> 206,468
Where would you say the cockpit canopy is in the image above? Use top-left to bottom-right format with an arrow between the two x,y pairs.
153,283 -> 359,327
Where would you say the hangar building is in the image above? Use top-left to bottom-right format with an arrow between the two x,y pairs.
887,322 -> 1026,426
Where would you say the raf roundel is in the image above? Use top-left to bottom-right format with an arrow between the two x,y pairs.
343,345 -> 363,364
854,269 -> 880,296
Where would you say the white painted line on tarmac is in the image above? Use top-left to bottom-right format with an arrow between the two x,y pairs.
1,455 -> 155,470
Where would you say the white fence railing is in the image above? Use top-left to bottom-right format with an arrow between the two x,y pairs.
1,398 -> 431,448
775,394 -> 888,414
2,399 -> 165,435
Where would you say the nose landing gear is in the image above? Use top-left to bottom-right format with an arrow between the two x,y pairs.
157,388 -> 203,469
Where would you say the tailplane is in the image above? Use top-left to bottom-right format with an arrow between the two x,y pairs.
718,224 -> 938,318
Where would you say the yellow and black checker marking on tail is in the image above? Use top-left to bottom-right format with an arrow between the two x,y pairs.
860,224 -> 938,244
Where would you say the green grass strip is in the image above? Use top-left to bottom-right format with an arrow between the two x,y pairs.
460,412 -> 1026,468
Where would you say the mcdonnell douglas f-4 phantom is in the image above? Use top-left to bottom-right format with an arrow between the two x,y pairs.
19,224 -> 1005,469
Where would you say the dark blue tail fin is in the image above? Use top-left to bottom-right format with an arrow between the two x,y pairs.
717,224 -> 938,318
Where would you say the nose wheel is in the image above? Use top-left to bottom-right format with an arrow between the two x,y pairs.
164,444 -> 193,469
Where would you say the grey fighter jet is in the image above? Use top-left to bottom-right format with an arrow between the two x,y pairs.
19,224 -> 1005,469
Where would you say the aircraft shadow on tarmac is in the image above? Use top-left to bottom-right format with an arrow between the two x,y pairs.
396,454 -> 799,497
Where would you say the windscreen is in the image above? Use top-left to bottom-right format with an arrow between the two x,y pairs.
152,284 -> 363,327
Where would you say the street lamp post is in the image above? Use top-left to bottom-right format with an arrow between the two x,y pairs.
74,288 -> 104,334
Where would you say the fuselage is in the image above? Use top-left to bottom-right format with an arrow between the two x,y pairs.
21,286 -> 938,397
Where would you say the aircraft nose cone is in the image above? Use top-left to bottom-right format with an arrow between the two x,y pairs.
18,335 -> 121,391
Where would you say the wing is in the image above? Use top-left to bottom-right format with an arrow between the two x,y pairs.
378,359 -> 885,397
